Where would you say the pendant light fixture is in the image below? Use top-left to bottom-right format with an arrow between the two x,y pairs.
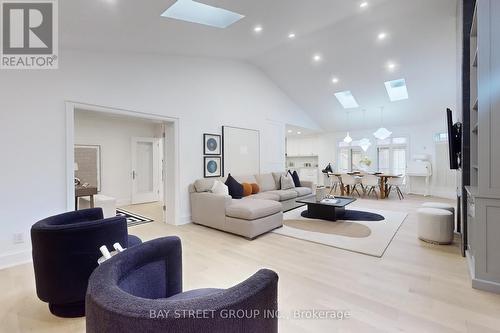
360,110 -> 372,152
344,111 -> 353,144
359,138 -> 372,152
344,133 -> 353,144
373,106 -> 392,140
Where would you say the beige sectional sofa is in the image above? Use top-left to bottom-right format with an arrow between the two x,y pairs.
189,172 -> 314,239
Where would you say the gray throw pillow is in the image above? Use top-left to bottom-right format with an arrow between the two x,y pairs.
272,172 -> 285,190
280,174 -> 295,190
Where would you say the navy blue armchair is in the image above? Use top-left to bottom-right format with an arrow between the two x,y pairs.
86,236 -> 279,333
31,208 -> 141,318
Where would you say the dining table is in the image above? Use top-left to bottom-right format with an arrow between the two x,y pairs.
329,172 -> 403,199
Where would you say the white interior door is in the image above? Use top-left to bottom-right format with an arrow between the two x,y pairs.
131,137 -> 159,204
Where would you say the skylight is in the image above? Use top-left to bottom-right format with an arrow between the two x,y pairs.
384,78 -> 409,101
161,0 -> 245,29
334,91 -> 360,109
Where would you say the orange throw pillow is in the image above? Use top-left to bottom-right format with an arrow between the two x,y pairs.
251,183 -> 260,194
242,183 -> 253,197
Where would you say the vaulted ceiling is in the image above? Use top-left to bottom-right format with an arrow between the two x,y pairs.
61,0 -> 459,131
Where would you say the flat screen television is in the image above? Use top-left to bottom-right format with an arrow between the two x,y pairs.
447,108 -> 462,170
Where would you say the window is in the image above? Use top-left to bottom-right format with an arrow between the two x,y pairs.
434,132 -> 448,142
339,148 -> 349,172
334,91 -> 360,109
378,147 -> 390,173
376,138 -> 391,146
161,0 -> 245,28
338,141 -> 350,148
392,137 -> 407,145
351,150 -> 363,171
392,148 -> 406,175
337,143 -> 364,172
384,78 -> 409,101
376,137 -> 408,175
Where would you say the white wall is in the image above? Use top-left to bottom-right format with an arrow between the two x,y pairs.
262,120 -> 286,173
291,117 -> 457,199
75,111 -> 163,206
0,50 -> 319,268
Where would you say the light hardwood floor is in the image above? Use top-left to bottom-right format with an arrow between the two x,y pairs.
2,195 -> 500,333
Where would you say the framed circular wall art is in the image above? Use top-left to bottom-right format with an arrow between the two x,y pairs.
204,156 -> 222,178
204,134 -> 221,155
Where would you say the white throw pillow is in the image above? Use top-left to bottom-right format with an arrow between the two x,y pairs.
210,180 -> 229,196
280,174 -> 295,190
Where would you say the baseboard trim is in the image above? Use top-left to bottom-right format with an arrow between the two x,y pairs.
0,249 -> 32,270
466,250 -> 500,294
178,215 -> 192,225
115,198 -> 132,207
465,250 -> 475,279
471,277 -> 500,294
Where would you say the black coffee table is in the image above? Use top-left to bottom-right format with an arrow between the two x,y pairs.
297,196 -> 357,221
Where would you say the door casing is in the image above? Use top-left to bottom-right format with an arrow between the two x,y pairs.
131,137 -> 160,204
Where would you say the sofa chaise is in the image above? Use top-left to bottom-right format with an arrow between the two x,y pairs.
189,172 -> 313,239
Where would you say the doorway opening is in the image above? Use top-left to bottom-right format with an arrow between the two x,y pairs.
65,102 -> 180,226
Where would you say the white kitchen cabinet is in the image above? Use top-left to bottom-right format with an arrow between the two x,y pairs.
287,136 -> 318,156
286,138 -> 299,156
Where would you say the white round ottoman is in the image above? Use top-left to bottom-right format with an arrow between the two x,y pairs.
422,202 -> 455,214
422,202 -> 455,230
417,208 -> 454,244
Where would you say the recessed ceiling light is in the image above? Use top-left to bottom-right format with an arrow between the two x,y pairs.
297,131 -> 302,135
360,2 -> 369,8
287,129 -> 293,133
313,54 -> 322,62
335,91 -> 360,109
387,62 -> 397,71
378,32 -> 387,40
384,78 -> 409,101
161,0 -> 245,29
254,25 -> 263,33
332,77 -> 339,84
288,33 -> 296,39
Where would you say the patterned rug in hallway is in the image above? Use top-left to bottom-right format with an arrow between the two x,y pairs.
116,208 -> 154,227
273,206 -> 408,258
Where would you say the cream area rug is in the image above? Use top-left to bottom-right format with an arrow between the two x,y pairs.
272,207 -> 408,257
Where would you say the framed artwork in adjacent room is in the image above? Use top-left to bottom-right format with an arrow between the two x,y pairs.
204,133 -> 221,155
74,144 -> 102,191
204,156 -> 222,178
